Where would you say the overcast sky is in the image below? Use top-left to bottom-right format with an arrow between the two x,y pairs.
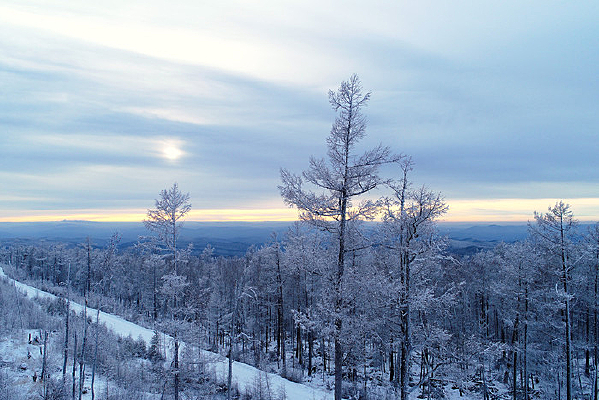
1,0 -> 598,222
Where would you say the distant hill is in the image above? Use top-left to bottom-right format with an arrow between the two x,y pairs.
437,223 -> 528,256
0,221 -> 291,256
439,223 -> 529,242
1,220 -> 591,257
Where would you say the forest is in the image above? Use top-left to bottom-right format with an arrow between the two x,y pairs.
1,76 -> 597,400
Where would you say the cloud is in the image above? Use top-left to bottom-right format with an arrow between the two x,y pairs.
0,0 -> 597,221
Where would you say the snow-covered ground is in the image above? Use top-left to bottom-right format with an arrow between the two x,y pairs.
0,264 -> 333,400
0,328 -> 116,400
0,329 -> 53,399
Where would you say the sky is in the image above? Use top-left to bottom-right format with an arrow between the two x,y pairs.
1,0 -> 598,223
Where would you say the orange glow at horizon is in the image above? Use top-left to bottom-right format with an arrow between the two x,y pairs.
442,197 -> 599,222
1,198 -> 599,223
0,208 -> 299,223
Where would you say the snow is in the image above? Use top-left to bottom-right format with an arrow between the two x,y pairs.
0,328 -> 119,400
0,330 -> 44,399
0,264 -> 333,400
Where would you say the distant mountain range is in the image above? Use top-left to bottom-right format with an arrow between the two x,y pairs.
440,223 -> 529,255
0,220 -> 591,256
0,221 -> 291,256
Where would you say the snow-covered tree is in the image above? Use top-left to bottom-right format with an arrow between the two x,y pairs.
280,74 -> 399,400
494,241 -> 541,400
529,201 -> 578,400
144,182 -> 191,276
379,158 -> 448,400
144,182 -> 192,400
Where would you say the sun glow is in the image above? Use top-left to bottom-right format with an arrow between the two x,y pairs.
158,138 -> 184,161
2,199 -> 599,223
163,145 -> 182,160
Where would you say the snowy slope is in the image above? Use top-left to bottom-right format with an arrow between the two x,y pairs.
0,264 -> 333,400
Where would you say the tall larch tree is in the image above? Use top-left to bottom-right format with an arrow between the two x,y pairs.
280,74 -> 399,400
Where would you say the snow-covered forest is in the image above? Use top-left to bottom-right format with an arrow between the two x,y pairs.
1,76 -> 598,400
2,198 -> 598,400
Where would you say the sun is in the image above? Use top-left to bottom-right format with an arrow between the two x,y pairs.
162,144 -> 183,161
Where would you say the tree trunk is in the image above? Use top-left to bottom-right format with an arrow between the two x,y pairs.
587,307 -> 591,376
281,322 -> 287,378
297,324 -> 302,366
63,298 -> 70,379
153,262 -> 157,321
594,247 -> 599,400
63,262 -> 72,381
91,308 -> 100,400
389,346 -> 394,382
308,330 -> 313,376
399,250 -> 411,400
86,237 -> 92,298
79,302 -> 88,400
561,223 -> 572,400
565,296 -> 573,400
335,336 -> 343,400
72,333 -> 77,400
265,316 -> 269,354
227,340 -> 233,400
42,330 -> 48,399
482,363 -> 489,400
524,287 -> 529,400
322,337 -> 327,373
512,348 -> 518,400
174,338 -> 179,400
512,309 -> 520,400
397,165 -> 410,400
334,191 -> 347,400
275,243 -> 287,378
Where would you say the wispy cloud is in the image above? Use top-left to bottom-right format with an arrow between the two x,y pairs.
0,0 -> 597,221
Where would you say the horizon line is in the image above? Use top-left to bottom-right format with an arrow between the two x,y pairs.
2,198 -> 599,224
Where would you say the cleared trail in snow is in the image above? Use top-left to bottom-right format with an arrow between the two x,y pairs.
0,264 -> 333,400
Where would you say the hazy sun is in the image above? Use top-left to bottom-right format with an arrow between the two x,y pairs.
163,144 -> 183,160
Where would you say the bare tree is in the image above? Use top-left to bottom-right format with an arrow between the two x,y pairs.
381,158 -> 447,400
586,224 -> 599,400
62,262 -> 72,381
529,201 -> 577,400
280,74 -> 400,400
